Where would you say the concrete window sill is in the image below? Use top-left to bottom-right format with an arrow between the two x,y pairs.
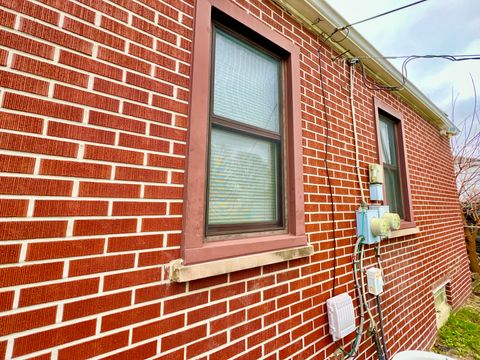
390,226 -> 420,238
169,245 -> 314,282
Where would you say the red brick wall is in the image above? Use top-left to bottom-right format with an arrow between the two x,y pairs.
0,0 -> 470,359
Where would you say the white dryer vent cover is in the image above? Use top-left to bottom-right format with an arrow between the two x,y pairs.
327,293 -> 356,341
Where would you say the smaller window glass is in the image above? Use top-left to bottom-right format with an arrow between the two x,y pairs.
379,114 -> 404,218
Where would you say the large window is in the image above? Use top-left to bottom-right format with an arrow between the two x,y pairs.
374,99 -> 415,229
207,26 -> 283,235
181,0 -> 307,266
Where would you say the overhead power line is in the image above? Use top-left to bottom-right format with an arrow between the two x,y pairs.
325,0 -> 428,43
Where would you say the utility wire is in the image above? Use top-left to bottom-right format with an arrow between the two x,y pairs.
325,0 -> 428,43
318,49 -> 338,297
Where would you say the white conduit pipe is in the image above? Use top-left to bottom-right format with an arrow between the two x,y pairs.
349,62 -> 367,206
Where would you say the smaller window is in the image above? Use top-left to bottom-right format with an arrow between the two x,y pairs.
374,98 -> 415,229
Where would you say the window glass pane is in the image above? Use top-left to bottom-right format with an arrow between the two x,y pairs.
380,116 -> 397,166
208,128 -> 278,225
213,28 -> 280,133
384,167 -> 404,218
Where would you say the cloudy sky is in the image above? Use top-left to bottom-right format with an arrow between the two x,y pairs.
324,0 -> 480,141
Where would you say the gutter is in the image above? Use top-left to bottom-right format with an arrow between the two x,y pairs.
272,0 -> 459,134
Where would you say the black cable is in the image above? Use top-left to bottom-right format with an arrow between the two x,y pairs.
376,295 -> 390,360
318,49 -> 338,297
356,55 -> 480,92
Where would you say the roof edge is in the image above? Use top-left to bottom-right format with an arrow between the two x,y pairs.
273,0 -> 458,133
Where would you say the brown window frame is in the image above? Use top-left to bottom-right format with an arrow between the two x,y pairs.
182,0 -> 306,265
206,22 -> 285,236
374,98 -> 415,229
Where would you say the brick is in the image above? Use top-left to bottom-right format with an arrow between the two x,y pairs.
141,217 -> 182,232
211,283 -> 246,301
144,185 -> 183,200
115,166 -> 168,184
109,0 -> 155,20
13,320 -> 96,357
0,199 -> 28,217
211,310 -> 246,334
152,95 -> 188,115
75,0 -> 128,22
210,341 -> 245,360
98,47 -> 151,74
169,202 -> 183,215
155,67 -> 189,88
58,331 -> 129,359
0,8 -> 15,27
0,132 -> 78,158
152,349 -> 185,360
264,333 -> 290,355
35,0 -> 96,23
0,111 -> 43,134
102,303 -> 160,332
0,69 -> 49,95
0,154 -> 35,174
138,249 -> 179,267
189,274 -> 228,291
247,326 -> 275,348
0,244 -> 20,264
40,159 -> 112,179
126,72 -> 173,95
0,49 -> 7,66
112,201 -> 167,216
123,101 -> 171,123
101,16 -> 153,47
34,200 -> 109,217
132,314 -> 184,343
104,267 -> 162,291
150,124 -> 187,141
187,332 -> 227,359
63,17 -> 125,50
19,278 -> 99,307
73,218 -> 137,236
0,262 -> 63,287
128,43 -> 176,69
0,306 -> 56,337
21,18 -> 92,55
247,300 -> 276,320
79,181 -> 141,198
27,238 -> 105,260
0,177 -> 72,196
59,50 -> 123,80
147,154 -> 185,169
93,77 -> 149,103
69,254 -> 135,277
162,324 -> 206,352
3,92 -> 83,122
84,144 -> 144,165
0,291 -> 14,311
0,29 -> 54,59
54,84 -> 119,112
231,319 -> 262,340
134,282 -> 185,304
234,347 -> 263,360
101,341 -> 157,360
0,0 -> 59,24
187,302 -> 227,325
164,292 -> 208,314
47,121 -> 116,145
62,291 -> 131,321
0,220 -> 67,240
119,133 -> 170,152
89,110 -> 146,134
156,40 -> 190,63
108,233 -> 163,252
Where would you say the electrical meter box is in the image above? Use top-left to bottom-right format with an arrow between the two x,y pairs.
369,183 -> 383,201
356,209 -> 380,244
366,267 -> 384,295
327,293 -> 356,341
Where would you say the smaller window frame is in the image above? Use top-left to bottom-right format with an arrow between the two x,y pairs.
182,0 -> 306,265
374,98 -> 415,230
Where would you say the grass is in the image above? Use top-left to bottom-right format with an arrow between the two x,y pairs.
433,290 -> 480,360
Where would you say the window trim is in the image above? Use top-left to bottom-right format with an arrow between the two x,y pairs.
182,0 -> 306,265
374,97 -> 415,230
